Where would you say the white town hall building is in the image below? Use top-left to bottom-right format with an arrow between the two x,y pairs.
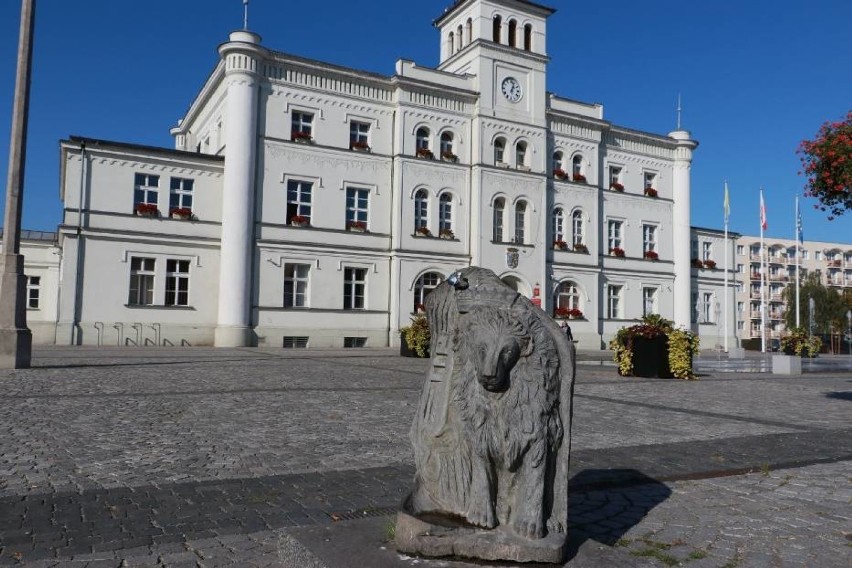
45,0 -> 736,349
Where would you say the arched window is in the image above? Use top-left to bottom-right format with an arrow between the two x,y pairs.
416,127 -> 430,155
414,272 -> 443,312
494,137 -> 506,164
447,32 -> 454,55
515,141 -> 527,167
555,281 -> 581,311
524,24 -> 533,51
493,197 -> 505,242
508,20 -> 517,48
457,25 -> 463,52
493,15 -> 502,43
466,18 -> 473,45
439,193 -> 453,235
440,131 -> 454,158
553,208 -> 565,242
514,200 -> 527,243
552,151 -> 564,175
572,154 -> 585,181
414,189 -> 428,232
572,210 -> 584,245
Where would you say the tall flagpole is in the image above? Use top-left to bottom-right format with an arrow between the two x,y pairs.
760,188 -> 767,353
723,181 -> 730,353
795,195 -> 801,329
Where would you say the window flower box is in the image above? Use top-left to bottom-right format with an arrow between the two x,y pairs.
347,220 -> 367,232
691,258 -> 704,268
573,243 -> 589,253
644,187 -> 658,197
134,203 -> 159,217
291,130 -> 313,144
555,307 -> 584,319
415,226 -> 432,237
289,215 -> 310,227
553,168 -> 568,180
703,259 -> 717,269
553,239 -> 568,250
440,151 -> 458,163
610,182 -> 625,192
439,228 -> 455,240
416,148 -> 434,159
350,140 -> 371,152
169,207 -> 193,220
572,173 -> 587,183
609,247 -> 625,257
643,250 -> 659,261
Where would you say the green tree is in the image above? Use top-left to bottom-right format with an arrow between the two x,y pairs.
797,111 -> 851,219
782,272 -> 848,334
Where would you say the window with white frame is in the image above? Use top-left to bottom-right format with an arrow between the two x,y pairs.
291,111 -> 313,139
572,155 -> 583,178
26,276 -> 40,309
737,263 -> 744,273
414,189 -> 428,232
815,250 -> 822,261
350,121 -> 370,149
515,141 -> 527,167
343,267 -> 366,310
286,180 -> 312,224
702,241 -> 712,261
736,282 -> 743,292
414,272 -> 443,312
737,301 -> 744,314
439,131 -> 454,158
701,292 -> 714,323
165,259 -> 190,306
642,287 -> 657,317
552,151 -> 564,173
416,127 -> 430,152
556,281 -> 580,311
169,177 -> 193,212
494,137 -> 506,163
642,224 -> 657,253
572,210 -> 584,245
644,171 -> 657,190
514,200 -> 527,243
134,173 -> 159,208
493,197 -> 505,242
607,220 -> 622,251
439,193 -> 453,234
346,187 -> 369,229
552,208 -> 565,242
737,245 -> 744,255
283,263 -> 310,308
607,284 -> 622,319
802,249 -> 809,260
609,165 -> 622,188
128,257 -> 155,306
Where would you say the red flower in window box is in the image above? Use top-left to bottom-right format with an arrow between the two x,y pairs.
441,150 -> 458,162
169,207 -> 193,219
572,173 -> 587,183
289,215 -> 310,226
573,242 -> 588,253
553,168 -> 568,180
291,130 -> 313,142
553,239 -> 568,250
643,250 -> 659,260
644,187 -> 658,197
703,259 -> 717,269
691,258 -> 704,268
554,307 -> 584,319
610,182 -> 625,191
347,220 -> 367,232
134,203 -> 159,217
415,303 -> 426,313
350,140 -> 371,151
439,228 -> 455,240
416,147 -> 434,159
609,247 -> 625,257
415,226 -> 432,237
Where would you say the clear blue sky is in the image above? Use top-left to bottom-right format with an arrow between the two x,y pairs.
1,0 -> 850,243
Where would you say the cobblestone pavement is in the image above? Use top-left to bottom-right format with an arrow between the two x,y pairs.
0,347 -> 849,567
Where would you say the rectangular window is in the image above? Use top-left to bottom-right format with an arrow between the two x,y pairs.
169,177 -> 194,211
343,267 -> 366,310
26,276 -> 40,309
129,257 -> 155,306
736,283 -> 743,292
737,263 -> 744,273
737,245 -> 744,255
349,121 -> 370,149
609,165 -> 622,187
493,201 -> 504,242
737,321 -> 744,331
702,242 -> 712,261
343,337 -> 367,348
282,336 -> 309,348
291,111 -> 313,139
439,196 -> 453,233
814,251 -> 821,261
286,180 -> 313,224
514,205 -> 526,243
702,292 -> 714,323
802,249 -> 809,260
642,224 -> 657,253
346,187 -> 369,228
165,259 -> 190,306
644,171 -> 656,189
607,220 -> 622,250
642,287 -> 656,317
134,173 -> 159,207
737,301 -> 744,314
607,284 -> 622,319
284,263 -> 310,308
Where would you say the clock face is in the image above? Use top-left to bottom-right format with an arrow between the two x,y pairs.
501,77 -> 522,103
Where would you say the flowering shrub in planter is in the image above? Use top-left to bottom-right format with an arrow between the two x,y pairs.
609,247 -> 625,257
610,182 -> 625,192
573,243 -> 589,253
439,228 -> 455,240
350,140 -> 371,152
609,314 -> 699,379
643,250 -> 659,260
347,220 -> 367,232
400,313 -> 430,358
289,215 -> 310,227
555,307 -> 584,319
553,239 -> 568,250
291,130 -> 313,143
440,151 -> 458,162
134,203 -> 159,217
644,187 -> 658,197
780,327 -> 822,357
691,258 -> 704,268
169,207 -> 193,219
703,259 -> 717,269
572,173 -> 587,183
553,168 -> 568,180
416,147 -> 434,159
415,226 -> 432,237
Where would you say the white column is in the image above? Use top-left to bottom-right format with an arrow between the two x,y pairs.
669,130 -> 698,329
214,31 -> 263,347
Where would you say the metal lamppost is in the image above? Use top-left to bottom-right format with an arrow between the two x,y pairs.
0,0 -> 35,368
846,310 -> 851,362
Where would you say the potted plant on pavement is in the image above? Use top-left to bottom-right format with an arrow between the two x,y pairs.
400,312 -> 430,358
609,314 -> 699,379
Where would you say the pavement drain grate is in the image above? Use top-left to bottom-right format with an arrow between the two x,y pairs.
328,507 -> 398,521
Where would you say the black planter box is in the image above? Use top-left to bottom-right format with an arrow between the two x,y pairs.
400,334 -> 429,358
631,336 -> 672,378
